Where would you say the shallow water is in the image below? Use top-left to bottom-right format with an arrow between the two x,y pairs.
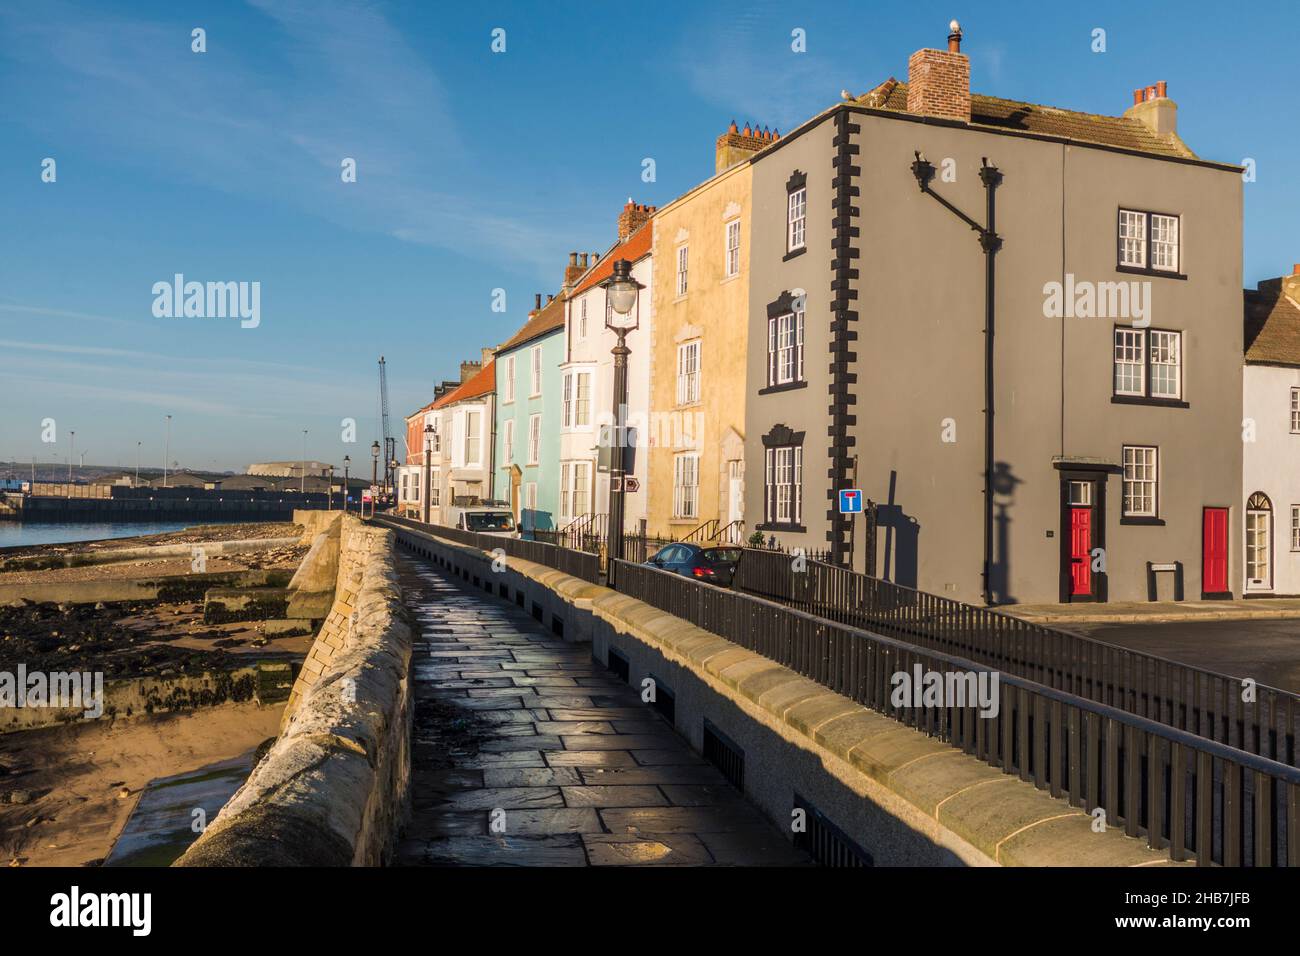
103,750 -> 260,866
0,521 -> 216,548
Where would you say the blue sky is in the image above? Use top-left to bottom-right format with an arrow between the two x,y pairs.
2,0 -> 1295,472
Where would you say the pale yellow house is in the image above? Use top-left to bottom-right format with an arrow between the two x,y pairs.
647,122 -> 775,541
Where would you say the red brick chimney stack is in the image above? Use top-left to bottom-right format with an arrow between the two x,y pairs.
906,20 -> 972,123
617,200 -> 656,241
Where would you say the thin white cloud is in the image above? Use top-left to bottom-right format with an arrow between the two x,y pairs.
0,0 -> 562,278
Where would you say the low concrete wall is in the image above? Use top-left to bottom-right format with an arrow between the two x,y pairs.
389,521 -> 1177,867
0,568 -> 293,608
293,508 -> 343,545
0,662 -> 292,733
176,517 -> 412,867
286,511 -> 341,620
0,535 -> 301,572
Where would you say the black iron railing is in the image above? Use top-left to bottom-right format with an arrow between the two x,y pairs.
612,558 -> 1300,866
732,547 -> 1300,768
379,514 -> 601,584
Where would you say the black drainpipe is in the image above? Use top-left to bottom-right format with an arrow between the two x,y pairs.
909,153 -> 1004,605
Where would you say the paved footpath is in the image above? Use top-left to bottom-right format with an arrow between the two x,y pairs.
395,553 -> 809,866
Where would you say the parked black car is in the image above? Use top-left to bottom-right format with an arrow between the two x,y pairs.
645,543 -> 741,587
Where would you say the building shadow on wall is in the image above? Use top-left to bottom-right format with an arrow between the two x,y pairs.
877,471 -> 921,589
989,461 -> 1021,606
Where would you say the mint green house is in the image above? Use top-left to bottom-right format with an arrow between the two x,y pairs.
493,295 -> 566,532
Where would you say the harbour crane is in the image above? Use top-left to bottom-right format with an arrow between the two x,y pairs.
378,356 -> 395,498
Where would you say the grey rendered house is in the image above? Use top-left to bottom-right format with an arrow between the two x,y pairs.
744,25 -> 1243,606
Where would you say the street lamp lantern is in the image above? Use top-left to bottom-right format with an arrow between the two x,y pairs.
342,455 -> 351,513
598,259 -> 644,583
603,258 -> 643,329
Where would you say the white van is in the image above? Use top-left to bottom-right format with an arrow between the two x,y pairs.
448,505 -> 518,536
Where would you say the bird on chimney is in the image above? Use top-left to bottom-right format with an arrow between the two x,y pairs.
840,89 -> 853,101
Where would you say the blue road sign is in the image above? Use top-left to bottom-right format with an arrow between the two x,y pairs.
839,488 -> 863,514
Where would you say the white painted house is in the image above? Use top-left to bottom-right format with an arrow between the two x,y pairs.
1243,267 -> 1300,596
558,220 -> 654,535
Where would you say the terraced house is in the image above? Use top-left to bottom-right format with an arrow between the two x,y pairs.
397,361 -> 482,521
494,292 -> 566,532
744,24 -> 1243,605
426,356 -> 495,522
560,207 -> 653,536
1243,267 -> 1300,596
645,125 -> 759,542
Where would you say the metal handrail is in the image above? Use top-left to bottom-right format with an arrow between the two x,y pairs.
613,558 -> 1300,866
732,546 -> 1300,768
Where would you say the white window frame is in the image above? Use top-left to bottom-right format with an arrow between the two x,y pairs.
1119,208 -> 1181,274
502,418 -> 514,465
1148,330 -> 1181,400
1121,445 -> 1158,518
580,297 -> 588,339
559,461 -> 571,521
764,445 -> 803,525
1113,328 -> 1181,400
503,355 -> 515,404
676,244 -> 689,297
1291,388 -> 1300,434
530,345 -> 543,397
724,218 -> 741,278
527,413 -> 541,466
575,370 -> 591,428
463,409 -> 481,466
1246,498 -> 1272,588
788,187 -> 807,252
1291,505 -> 1300,553
1150,214 -> 1180,273
1113,328 -> 1145,396
562,372 -> 574,429
559,459 -> 591,522
673,453 -> 699,519
1118,209 -> 1147,268
768,308 -> 805,386
676,341 -> 700,406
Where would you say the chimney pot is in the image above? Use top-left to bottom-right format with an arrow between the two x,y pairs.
1293,264 -> 1300,276
728,119 -> 738,133
948,20 -> 962,53
534,293 -> 541,309
1133,88 -> 1144,106
580,253 -> 589,268
1146,85 -> 1157,101
547,294 -> 554,304
569,252 -> 577,266
1156,80 -> 1167,98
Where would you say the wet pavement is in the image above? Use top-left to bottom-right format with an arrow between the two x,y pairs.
395,554 -> 809,867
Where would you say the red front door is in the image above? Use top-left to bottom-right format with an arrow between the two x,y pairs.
1070,506 -> 1092,596
1203,507 -> 1228,594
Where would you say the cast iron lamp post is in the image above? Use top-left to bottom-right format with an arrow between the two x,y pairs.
327,464 -> 335,511
370,441 -> 380,516
600,258 -> 643,584
423,424 -> 435,525
909,150 -> 1003,606
342,455 -> 351,513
